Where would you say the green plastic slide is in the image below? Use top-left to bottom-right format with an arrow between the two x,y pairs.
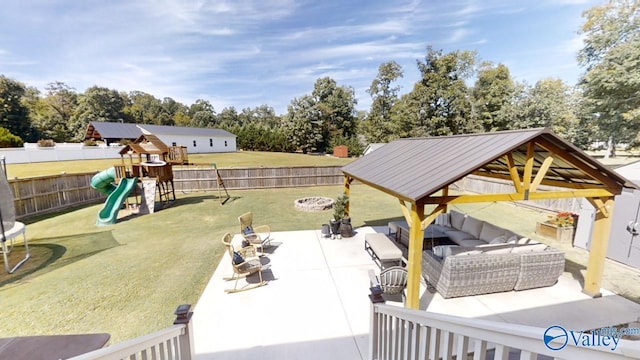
90,167 -> 117,195
96,177 -> 138,226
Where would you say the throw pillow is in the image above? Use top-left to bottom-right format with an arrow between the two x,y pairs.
232,251 -> 244,265
242,226 -> 254,235
490,235 -> 507,244
433,245 -> 447,258
507,235 -> 519,244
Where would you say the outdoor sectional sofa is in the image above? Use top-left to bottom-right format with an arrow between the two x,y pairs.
390,210 -> 565,298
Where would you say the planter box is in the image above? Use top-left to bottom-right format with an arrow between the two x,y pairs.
535,222 -> 574,243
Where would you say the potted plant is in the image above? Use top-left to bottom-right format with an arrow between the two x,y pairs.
330,194 -> 349,237
535,211 -> 578,243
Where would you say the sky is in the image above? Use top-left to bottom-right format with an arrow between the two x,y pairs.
0,0 -> 601,115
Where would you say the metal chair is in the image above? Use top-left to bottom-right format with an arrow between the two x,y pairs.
238,212 -> 271,253
221,233 -> 266,293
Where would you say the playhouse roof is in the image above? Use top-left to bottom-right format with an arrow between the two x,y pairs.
118,134 -> 169,155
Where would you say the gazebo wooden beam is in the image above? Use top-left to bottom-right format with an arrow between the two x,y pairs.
422,188 -> 615,204
536,138 -> 621,191
530,155 -> 554,192
522,142 -> 536,197
471,171 -> 596,189
505,153 -> 523,193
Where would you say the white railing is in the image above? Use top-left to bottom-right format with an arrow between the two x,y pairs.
69,306 -> 194,360
370,303 -> 640,360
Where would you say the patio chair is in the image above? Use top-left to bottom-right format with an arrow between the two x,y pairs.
221,232 -> 266,293
379,266 -> 408,295
238,212 -> 271,253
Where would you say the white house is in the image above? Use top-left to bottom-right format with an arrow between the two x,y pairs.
85,122 -> 237,153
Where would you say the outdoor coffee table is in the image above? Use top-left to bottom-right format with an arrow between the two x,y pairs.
423,226 -> 452,250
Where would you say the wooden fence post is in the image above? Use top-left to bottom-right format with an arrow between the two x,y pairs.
173,304 -> 195,360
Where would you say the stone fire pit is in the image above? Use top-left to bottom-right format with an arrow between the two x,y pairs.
294,197 -> 334,212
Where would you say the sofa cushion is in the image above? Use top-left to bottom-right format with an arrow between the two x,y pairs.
478,244 -> 516,254
479,222 -> 507,242
511,243 -> 548,253
435,213 -> 451,227
457,239 -> 488,247
445,230 -> 476,243
509,237 -> 540,245
461,216 -> 484,239
449,210 -> 465,230
448,246 -> 482,257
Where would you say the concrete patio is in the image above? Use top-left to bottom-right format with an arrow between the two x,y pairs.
192,226 -> 640,360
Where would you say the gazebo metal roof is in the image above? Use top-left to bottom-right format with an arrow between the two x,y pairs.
342,128 -> 637,204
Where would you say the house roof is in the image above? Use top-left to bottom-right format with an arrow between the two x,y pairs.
341,128 -> 638,203
85,121 -> 236,141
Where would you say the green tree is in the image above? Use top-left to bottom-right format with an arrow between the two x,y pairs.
578,0 -> 640,155
390,47 -> 478,137
188,99 -> 216,127
70,86 -> 127,140
498,79 -> 580,141
162,97 -> 188,126
40,82 -> 78,142
363,61 -> 403,142
124,91 -> 163,125
312,77 -> 358,141
472,62 -> 515,132
0,75 -> 34,141
284,95 -> 324,153
217,107 -> 238,128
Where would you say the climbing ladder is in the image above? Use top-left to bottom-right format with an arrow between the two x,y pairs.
211,163 -> 230,205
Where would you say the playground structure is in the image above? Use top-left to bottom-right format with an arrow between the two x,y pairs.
90,134 -> 184,225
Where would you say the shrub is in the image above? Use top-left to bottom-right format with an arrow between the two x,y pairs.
37,139 -> 56,147
0,127 -> 24,148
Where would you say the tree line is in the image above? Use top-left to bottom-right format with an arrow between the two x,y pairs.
0,0 -> 637,156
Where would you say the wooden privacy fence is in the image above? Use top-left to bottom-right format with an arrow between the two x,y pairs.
10,172 -> 104,218
172,165 -> 344,192
8,166 -> 579,220
8,166 -> 345,219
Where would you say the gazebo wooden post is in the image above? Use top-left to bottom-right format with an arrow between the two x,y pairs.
343,175 -> 353,216
583,197 -> 615,297
406,201 -> 425,309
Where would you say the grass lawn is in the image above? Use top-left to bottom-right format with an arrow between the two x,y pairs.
4,151 -> 353,179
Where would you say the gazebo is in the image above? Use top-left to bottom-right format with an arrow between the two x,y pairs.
341,128 -> 638,309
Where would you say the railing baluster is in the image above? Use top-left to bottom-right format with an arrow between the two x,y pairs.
429,328 -> 441,360
456,335 -> 469,360
473,339 -> 487,360
441,330 -> 453,360
518,350 -> 536,360
494,344 -> 509,360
